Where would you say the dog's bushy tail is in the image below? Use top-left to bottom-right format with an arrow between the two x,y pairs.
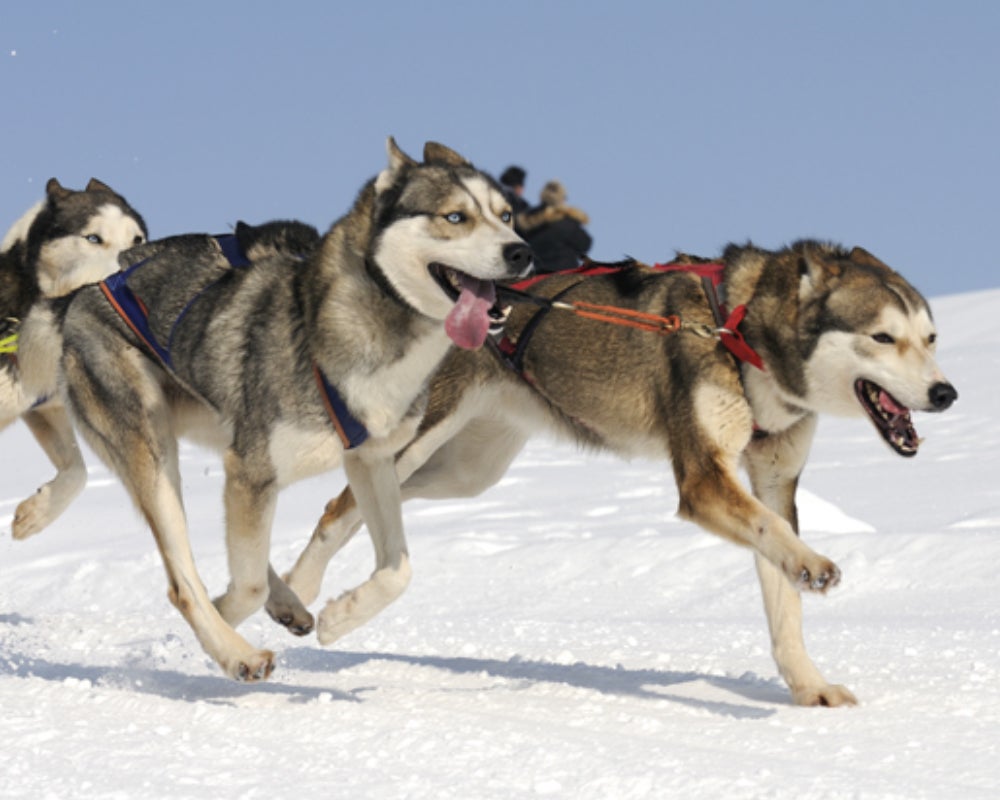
18,300 -> 64,401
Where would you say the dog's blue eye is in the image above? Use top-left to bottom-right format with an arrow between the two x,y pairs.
445,212 -> 465,224
500,210 -> 512,224
872,333 -> 895,344
85,233 -> 104,245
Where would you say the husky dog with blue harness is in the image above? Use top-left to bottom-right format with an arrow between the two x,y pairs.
0,178 -> 147,540
19,139 -> 532,681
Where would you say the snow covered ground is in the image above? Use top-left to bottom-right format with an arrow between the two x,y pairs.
2,289 -> 998,799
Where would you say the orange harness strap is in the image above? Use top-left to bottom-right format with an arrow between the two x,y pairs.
556,300 -> 681,335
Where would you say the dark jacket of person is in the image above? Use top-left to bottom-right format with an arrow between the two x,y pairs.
518,180 -> 592,273
504,187 -> 530,218
499,165 -> 530,229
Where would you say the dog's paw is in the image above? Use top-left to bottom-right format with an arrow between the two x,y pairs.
316,564 -> 409,645
316,593 -> 361,646
791,683 -> 858,707
787,555 -> 841,593
265,604 -> 315,637
263,572 -> 315,635
12,489 -> 54,540
230,650 -> 275,682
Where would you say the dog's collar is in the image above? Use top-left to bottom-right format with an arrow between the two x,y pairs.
0,331 -> 19,355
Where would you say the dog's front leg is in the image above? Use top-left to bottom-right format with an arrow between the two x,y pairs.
277,406 -> 472,612
753,555 -> 856,706
745,419 -> 857,707
315,451 -> 411,645
278,414 -> 528,619
12,403 -> 87,539
214,450 -> 279,629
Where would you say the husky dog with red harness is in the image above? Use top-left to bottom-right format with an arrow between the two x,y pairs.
19,139 -> 531,682
0,178 -> 147,540
269,241 -> 957,707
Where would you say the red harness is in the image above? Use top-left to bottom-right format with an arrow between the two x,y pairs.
496,260 -> 764,373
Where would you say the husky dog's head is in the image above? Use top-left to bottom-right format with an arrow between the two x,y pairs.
368,138 -> 532,350
2,178 -> 148,298
754,242 -> 957,456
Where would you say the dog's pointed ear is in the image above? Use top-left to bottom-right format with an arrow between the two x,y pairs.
375,136 -> 417,194
848,246 -> 891,271
85,178 -> 114,194
45,178 -> 72,200
797,246 -> 838,301
422,141 -> 469,167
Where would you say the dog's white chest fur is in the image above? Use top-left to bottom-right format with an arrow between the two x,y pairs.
268,422 -> 345,487
340,329 -> 451,439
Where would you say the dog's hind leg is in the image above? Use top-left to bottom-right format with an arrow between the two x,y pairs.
66,347 -> 275,682
744,418 -> 857,707
264,564 -> 315,635
276,487 -> 363,613
143,466 -> 275,682
315,452 -> 411,645
12,403 -> 87,539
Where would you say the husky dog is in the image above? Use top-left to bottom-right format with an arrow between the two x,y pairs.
1,178 -> 147,539
272,241 -> 957,706
19,139 -> 531,682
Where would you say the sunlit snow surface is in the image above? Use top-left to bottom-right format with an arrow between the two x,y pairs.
2,290 -> 998,799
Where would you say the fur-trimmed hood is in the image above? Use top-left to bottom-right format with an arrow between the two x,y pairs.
539,180 -> 567,206
518,180 -> 590,233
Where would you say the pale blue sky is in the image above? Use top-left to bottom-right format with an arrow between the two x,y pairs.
3,1 -> 997,298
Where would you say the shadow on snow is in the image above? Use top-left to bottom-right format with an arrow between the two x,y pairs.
283,647 -> 782,719
0,633 -> 781,718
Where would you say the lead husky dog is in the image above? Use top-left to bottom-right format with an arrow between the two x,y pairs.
271,241 -> 957,706
19,139 -> 532,681
1,178 -> 147,539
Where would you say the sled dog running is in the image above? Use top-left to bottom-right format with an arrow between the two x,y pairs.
272,241 -> 957,706
19,139 -> 532,681
0,178 -> 147,539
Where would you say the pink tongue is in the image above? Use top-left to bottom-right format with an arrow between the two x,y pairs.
445,274 -> 496,350
879,389 -> 908,415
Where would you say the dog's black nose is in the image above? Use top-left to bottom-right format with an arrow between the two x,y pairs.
503,242 -> 533,276
928,381 -> 958,411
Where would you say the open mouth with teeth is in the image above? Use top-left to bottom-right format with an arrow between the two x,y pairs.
429,263 -> 511,350
854,378 -> 920,457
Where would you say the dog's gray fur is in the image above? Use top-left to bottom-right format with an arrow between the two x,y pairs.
274,241 -> 957,706
19,139 -> 531,681
1,178 -> 147,539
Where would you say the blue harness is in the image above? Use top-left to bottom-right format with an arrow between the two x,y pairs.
99,234 -> 369,450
